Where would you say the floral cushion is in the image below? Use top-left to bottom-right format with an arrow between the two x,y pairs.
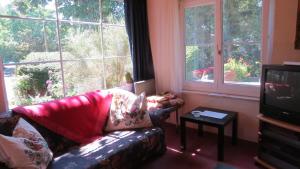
0,118 -> 53,169
105,89 -> 153,132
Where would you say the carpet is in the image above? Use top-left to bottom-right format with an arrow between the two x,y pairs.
214,163 -> 237,169
141,123 -> 258,169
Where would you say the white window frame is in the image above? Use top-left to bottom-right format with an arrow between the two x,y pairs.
180,0 -> 273,98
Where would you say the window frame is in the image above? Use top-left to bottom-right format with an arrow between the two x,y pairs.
180,0 -> 272,98
0,0 -> 130,109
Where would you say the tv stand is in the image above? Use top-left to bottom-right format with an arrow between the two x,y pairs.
255,114 -> 300,169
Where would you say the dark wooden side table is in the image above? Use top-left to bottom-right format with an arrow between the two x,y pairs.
180,106 -> 238,161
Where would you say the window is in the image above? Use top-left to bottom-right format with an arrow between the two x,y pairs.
0,0 -> 132,108
183,0 -> 269,97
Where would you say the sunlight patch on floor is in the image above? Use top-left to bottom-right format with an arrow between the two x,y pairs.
167,146 -> 183,154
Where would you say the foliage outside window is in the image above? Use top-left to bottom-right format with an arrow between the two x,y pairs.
0,0 -> 132,108
222,0 -> 262,84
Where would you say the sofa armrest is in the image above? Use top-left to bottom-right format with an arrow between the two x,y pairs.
148,106 -> 177,127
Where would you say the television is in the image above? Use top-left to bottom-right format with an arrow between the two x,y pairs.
260,64 -> 300,125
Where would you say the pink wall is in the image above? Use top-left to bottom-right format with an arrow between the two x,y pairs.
272,0 -> 300,63
147,0 -> 182,94
148,0 -> 300,142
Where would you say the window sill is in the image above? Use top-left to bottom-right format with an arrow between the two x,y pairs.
182,89 -> 260,102
183,80 -> 261,98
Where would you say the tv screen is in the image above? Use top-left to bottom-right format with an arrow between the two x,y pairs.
260,65 -> 300,125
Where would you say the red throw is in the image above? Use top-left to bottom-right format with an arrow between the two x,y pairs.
13,91 -> 112,144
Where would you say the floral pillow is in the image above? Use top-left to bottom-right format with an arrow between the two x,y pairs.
105,89 -> 153,132
0,118 -> 53,169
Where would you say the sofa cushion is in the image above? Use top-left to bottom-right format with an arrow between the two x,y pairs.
105,89 -> 152,132
22,117 -> 78,157
48,127 -> 166,169
0,118 -> 53,169
12,91 -> 112,144
1,112 -> 79,158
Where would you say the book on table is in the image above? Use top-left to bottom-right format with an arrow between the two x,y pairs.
191,110 -> 227,119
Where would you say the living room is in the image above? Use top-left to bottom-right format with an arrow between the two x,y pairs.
0,0 -> 300,169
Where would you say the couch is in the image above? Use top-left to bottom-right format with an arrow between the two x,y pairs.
0,92 -> 176,169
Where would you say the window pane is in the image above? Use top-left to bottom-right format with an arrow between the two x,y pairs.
63,60 -> 104,96
103,25 -> 130,57
0,0 -> 56,19
0,19 -> 59,64
102,0 -> 125,24
104,57 -> 133,89
59,23 -> 104,95
4,63 -> 63,108
185,5 -> 215,82
57,0 -> 100,22
223,0 -> 262,84
60,23 -> 102,60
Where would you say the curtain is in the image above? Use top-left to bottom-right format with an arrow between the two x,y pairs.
124,0 -> 155,82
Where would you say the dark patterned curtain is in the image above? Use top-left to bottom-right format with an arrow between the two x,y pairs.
124,0 -> 155,81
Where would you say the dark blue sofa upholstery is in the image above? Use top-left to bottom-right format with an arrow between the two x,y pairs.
0,107 -> 175,169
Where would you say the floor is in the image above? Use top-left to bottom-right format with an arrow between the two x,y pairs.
142,123 -> 260,169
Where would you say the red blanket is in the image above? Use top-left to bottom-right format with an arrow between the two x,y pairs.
12,91 -> 112,144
